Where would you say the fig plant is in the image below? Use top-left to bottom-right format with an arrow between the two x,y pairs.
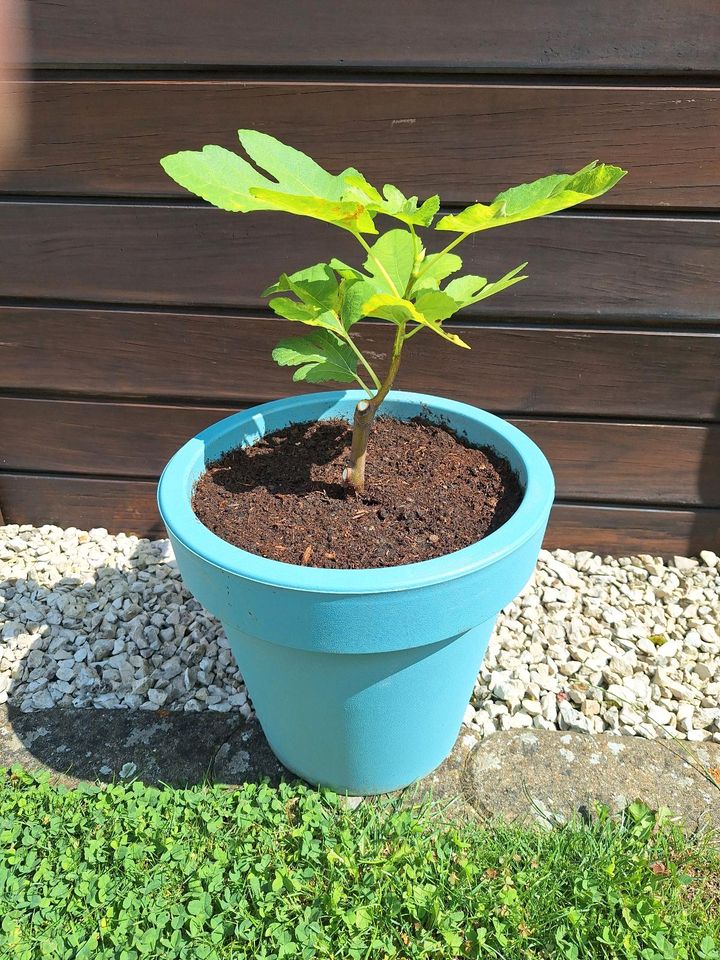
161,131 -> 626,493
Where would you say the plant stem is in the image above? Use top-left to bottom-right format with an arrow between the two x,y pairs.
352,231 -> 400,297
341,331 -> 382,391
412,230 -> 469,288
343,321 -> 406,494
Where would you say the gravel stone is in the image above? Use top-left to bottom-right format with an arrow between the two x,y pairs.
1,525 -> 251,719
2,529 -> 718,742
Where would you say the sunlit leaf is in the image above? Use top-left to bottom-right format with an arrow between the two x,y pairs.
160,130 -> 380,233
442,274 -> 487,304
362,294 -> 470,349
410,252 -> 463,294
363,229 -> 417,296
159,145 -> 272,212
362,293 -> 423,326
272,331 -> 359,384
268,299 -> 345,337
262,263 -> 338,309
328,258 -> 366,281
463,263 -> 527,305
413,290 -> 460,323
267,297 -> 319,322
341,173 -> 383,206
436,161 -> 627,234
250,189 -> 377,233
439,264 -> 527,310
371,184 -> 440,227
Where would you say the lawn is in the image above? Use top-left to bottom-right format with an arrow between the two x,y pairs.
1,769 -> 718,959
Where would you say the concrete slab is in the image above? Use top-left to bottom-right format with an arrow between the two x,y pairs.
459,729 -> 720,832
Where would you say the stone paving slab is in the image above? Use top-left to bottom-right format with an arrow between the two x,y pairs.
1,706 -> 718,830
456,728 -> 720,832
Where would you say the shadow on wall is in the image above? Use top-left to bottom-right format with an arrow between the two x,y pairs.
691,390 -> 720,554
0,537 -> 288,788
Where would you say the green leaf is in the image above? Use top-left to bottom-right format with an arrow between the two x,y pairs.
340,173 -> 383,206
339,279 -> 379,330
250,188 -> 376,234
362,294 -> 469,349
362,293 -> 423,326
238,129 -> 343,200
440,264 -> 527,310
436,161 -> 627,233
363,229 -> 417,296
268,300 -> 345,338
159,145 -> 273,213
263,263 -> 339,311
267,297 -> 320,322
160,130 -> 379,233
413,290 -> 460,323
353,907 -> 372,932
328,258 -> 366,281
272,331 -> 359,385
371,184 -> 440,227
442,275 -> 487,305
464,262 -> 527,305
411,252 -> 463,293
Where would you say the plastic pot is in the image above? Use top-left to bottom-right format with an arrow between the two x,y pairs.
157,390 -> 554,794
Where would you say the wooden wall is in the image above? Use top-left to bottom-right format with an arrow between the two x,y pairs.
1,1 -> 719,555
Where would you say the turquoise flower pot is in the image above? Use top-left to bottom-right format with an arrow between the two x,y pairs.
157,391 -> 554,794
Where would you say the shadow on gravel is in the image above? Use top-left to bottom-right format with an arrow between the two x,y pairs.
0,539 -> 288,788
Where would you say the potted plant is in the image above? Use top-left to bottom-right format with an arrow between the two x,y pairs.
157,131 -> 625,793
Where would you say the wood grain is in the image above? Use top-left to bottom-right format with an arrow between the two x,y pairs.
515,419 -> 720,508
0,203 -> 718,323
547,503 -> 720,556
2,306 -> 719,420
1,397 -> 718,507
1,472 -> 717,555
25,0 -> 720,74
6,82 -> 720,209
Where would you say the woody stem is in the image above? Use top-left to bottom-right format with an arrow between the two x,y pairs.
343,322 -> 406,494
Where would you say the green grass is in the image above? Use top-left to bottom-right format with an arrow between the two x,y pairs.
1,769 -> 718,959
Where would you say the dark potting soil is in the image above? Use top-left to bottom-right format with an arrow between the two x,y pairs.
192,417 -> 523,570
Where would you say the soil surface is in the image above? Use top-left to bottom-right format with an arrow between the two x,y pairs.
192,417 -> 523,570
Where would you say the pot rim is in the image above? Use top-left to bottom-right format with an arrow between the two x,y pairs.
157,390 -> 554,594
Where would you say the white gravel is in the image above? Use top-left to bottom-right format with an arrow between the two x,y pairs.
1,525 -> 718,743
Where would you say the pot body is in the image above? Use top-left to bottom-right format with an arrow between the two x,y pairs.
157,391 -> 554,794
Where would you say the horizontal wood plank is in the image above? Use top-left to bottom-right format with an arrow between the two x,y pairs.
1,397 -> 718,506
0,474 -> 167,539
6,82 -> 720,209
2,306 -> 718,420
0,203 -> 718,323
547,503 -> 720,556
24,0 -> 720,74
1,472 -> 718,555
515,419 -> 720,508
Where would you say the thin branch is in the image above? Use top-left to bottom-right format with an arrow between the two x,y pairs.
352,230 -> 400,297
339,329 -> 382,391
352,370 -> 374,397
412,230 -> 470,287
403,324 -> 424,341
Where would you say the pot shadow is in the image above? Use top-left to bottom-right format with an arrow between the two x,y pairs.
0,538 -> 288,788
204,420 -> 351,499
